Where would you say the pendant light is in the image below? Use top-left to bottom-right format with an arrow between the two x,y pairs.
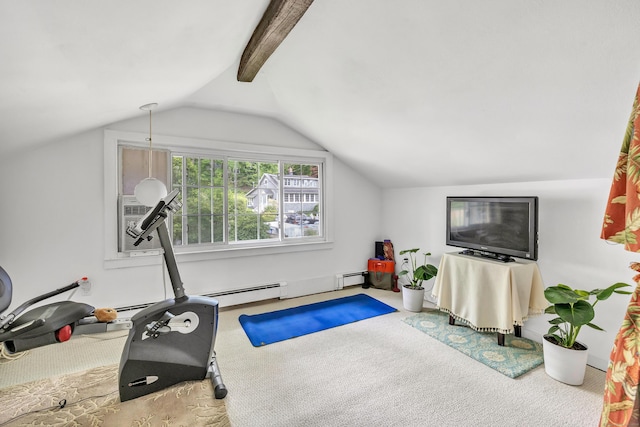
134,103 -> 167,207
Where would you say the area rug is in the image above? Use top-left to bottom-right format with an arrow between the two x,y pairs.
239,293 -> 397,347
403,310 -> 544,378
0,363 -> 231,426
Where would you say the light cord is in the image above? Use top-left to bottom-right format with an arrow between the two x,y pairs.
147,108 -> 153,178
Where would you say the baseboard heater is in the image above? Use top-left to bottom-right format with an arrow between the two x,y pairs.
335,271 -> 366,289
114,282 -> 287,313
203,283 -> 287,308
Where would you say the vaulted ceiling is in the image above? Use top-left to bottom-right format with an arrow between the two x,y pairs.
1,1 -> 639,188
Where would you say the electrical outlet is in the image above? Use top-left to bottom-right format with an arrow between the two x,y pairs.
79,278 -> 92,296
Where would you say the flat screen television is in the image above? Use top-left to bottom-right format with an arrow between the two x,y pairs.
446,196 -> 539,262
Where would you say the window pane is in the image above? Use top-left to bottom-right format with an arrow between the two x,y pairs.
187,215 -> 199,244
227,159 -> 276,243
200,215 -> 212,244
186,158 -> 198,187
261,213 -> 278,239
213,188 -> 224,215
201,158 -> 212,187
120,146 -> 169,195
304,223 -> 319,237
172,156 -> 183,186
186,188 -> 199,214
170,155 -> 226,246
213,214 -> 224,242
173,216 -> 183,246
229,160 -> 251,189
201,188 -> 212,215
283,162 -> 320,240
213,160 -> 224,187
284,222 -> 302,238
232,213 -> 261,241
228,198 -> 248,242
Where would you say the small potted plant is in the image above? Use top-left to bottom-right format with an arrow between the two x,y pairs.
398,248 -> 438,312
543,282 -> 631,385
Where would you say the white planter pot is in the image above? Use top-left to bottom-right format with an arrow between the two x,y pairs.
402,285 -> 425,312
542,335 -> 589,385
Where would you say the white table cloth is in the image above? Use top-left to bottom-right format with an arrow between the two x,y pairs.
432,252 -> 547,334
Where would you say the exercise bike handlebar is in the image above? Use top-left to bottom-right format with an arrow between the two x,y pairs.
126,189 -> 187,301
0,280 -> 82,331
127,189 -> 181,246
141,200 -> 167,231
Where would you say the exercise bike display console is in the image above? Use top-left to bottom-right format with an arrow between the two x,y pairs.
119,189 -> 227,401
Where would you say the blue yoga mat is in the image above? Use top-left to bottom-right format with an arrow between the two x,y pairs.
238,293 -> 397,347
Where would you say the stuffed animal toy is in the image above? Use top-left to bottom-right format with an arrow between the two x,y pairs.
94,307 -> 117,322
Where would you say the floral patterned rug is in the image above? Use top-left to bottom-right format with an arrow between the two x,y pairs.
403,310 -> 544,378
0,363 -> 231,426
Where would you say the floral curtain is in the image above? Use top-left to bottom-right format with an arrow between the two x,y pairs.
601,83 -> 640,250
600,82 -> 640,427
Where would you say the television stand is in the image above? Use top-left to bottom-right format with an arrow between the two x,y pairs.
432,252 -> 546,346
459,249 -> 515,263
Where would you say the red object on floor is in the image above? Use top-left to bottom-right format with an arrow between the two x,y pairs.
392,275 -> 400,293
55,324 -> 72,342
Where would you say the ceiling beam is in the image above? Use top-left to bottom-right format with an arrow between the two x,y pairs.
237,0 -> 314,82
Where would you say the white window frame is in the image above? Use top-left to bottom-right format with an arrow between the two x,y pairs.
104,130 -> 334,269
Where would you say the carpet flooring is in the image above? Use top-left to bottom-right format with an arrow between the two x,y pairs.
0,287 -> 608,426
0,330 -> 128,389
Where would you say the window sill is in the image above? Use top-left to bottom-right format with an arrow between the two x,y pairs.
103,240 -> 334,269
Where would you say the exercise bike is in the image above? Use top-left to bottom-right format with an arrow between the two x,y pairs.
0,189 -> 227,401
0,272 -> 99,354
118,188 -> 227,401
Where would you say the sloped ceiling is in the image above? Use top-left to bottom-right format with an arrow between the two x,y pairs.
1,0 -> 639,188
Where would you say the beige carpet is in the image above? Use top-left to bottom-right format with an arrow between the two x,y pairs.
0,330 -> 128,388
0,287 -> 609,426
218,287 -> 608,426
0,363 -> 230,426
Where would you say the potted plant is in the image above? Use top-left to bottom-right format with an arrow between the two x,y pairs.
398,248 -> 438,312
543,282 -> 631,385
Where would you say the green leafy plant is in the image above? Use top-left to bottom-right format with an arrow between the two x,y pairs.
544,282 -> 631,349
398,248 -> 438,289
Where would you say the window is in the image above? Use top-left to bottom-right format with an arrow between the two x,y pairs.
104,130 -> 332,265
171,155 -> 225,246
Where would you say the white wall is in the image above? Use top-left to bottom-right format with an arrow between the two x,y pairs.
383,179 -> 638,370
0,107 -> 383,312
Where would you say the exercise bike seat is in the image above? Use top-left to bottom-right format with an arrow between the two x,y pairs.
0,265 -> 12,314
0,265 -> 94,354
